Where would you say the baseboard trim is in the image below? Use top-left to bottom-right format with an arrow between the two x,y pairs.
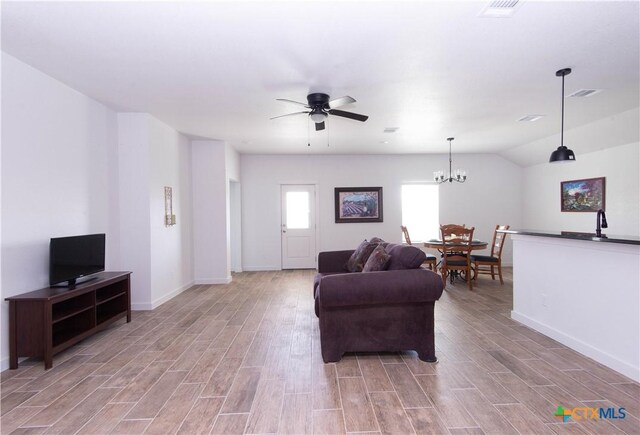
194,277 -> 232,285
131,280 -> 196,311
0,356 -> 9,372
242,266 -> 279,272
131,302 -> 153,311
511,311 -> 639,382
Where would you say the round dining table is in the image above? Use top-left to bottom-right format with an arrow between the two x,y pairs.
423,239 -> 488,284
423,239 -> 488,251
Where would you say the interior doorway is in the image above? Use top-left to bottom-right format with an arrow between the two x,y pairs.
281,184 -> 317,269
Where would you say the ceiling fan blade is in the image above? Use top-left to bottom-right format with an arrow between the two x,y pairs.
276,98 -> 309,107
315,121 -> 326,131
270,111 -> 309,120
328,109 -> 368,122
328,96 -> 356,109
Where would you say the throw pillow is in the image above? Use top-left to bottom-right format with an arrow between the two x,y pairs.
345,239 -> 378,273
369,236 -> 385,244
363,244 -> 391,272
385,243 -> 427,270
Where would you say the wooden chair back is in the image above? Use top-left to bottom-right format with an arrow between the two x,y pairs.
439,225 -> 475,290
401,225 -> 412,245
491,225 -> 510,259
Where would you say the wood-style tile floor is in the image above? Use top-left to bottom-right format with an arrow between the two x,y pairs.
2,269 -> 639,434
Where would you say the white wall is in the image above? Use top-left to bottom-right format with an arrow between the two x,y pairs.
118,113 -> 195,309
240,153 -> 522,270
117,114 -> 152,307
230,181 -> 242,272
192,140 -> 231,283
1,53 -> 118,369
149,117 -> 194,306
522,142 -> 639,236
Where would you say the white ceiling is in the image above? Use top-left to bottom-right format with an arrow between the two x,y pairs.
2,1 -> 639,165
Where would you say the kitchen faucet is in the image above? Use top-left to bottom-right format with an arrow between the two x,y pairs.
596,209 -> 608,237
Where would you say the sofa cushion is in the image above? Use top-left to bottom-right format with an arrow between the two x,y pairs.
385,243 -> 427,270
363,244 -> 391,272
345,240 -> 377,272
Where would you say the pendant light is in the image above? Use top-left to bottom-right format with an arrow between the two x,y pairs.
434,137 -> 466,183
549,68 -> 576,163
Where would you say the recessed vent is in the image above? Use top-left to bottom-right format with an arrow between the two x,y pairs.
479,0 -> 522,17
518,115 -> 544,122
567,89 -> 602,98
384,127 -> 399,133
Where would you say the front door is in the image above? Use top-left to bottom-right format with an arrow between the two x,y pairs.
281,184 -> 316,269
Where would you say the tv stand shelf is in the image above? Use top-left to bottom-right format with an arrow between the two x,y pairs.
5,271 -> 131,370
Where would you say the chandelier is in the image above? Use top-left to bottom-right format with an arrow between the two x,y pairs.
434,137 -> 466,184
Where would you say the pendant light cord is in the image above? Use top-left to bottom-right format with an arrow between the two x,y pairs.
560,72 -> 565,148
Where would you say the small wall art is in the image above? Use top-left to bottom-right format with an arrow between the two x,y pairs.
164,186 -> 176,225
560,177 -> 605,212
334,187 -> 383,223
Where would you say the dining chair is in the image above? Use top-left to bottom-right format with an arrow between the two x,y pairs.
439,224 -> 475,290
400,225 -> 437,271
472,224 -> 510,284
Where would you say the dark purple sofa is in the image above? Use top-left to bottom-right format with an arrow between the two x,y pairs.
314,243 -> 444,363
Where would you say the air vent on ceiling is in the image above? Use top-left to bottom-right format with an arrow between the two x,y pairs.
518,115 -> 544,122
384,127 -> 399,133
479,0 -> 522,17
567,89 -> 602,98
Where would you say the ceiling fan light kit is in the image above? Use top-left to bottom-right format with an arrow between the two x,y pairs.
434,137 -> 467,184
549,67 -> 577,164
309,108 -> 327,123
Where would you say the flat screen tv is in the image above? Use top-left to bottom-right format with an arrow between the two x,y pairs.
49,233 -> 105,287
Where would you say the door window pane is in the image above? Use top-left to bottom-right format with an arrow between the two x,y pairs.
286,191 -> 310,229
401,184 -> 439,242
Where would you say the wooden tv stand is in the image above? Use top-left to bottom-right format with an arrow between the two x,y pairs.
5,271 -> 132,370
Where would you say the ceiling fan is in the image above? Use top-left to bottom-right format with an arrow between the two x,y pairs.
271,93 -> 368,131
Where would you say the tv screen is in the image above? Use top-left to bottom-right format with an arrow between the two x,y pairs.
49,234 -> 106,286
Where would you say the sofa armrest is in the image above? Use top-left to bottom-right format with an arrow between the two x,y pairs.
318,269 -> 443,308
318,250 -> 354,273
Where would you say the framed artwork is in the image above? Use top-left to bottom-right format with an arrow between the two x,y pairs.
560,177 -> 605,212
164,186 -> 176,226
334,187 -> 383,223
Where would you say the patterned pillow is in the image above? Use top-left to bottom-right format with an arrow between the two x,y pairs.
345,240 -> 378,273
363,244 -> 391,272
369,236 -> 385,244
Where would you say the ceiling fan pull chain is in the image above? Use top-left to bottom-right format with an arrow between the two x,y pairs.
307,117 -> 311,147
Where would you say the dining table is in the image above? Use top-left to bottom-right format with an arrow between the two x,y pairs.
423,238 -> 488,283
423,238 -> 488,251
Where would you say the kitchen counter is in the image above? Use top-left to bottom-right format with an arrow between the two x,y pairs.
507,231 -> 639,381
498,228 -> 640,245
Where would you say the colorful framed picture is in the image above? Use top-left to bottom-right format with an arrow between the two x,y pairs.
561,177 -> 606,212
334,187 -> 383,223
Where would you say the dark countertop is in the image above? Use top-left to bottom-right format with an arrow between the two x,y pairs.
498,229 -> 640,246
